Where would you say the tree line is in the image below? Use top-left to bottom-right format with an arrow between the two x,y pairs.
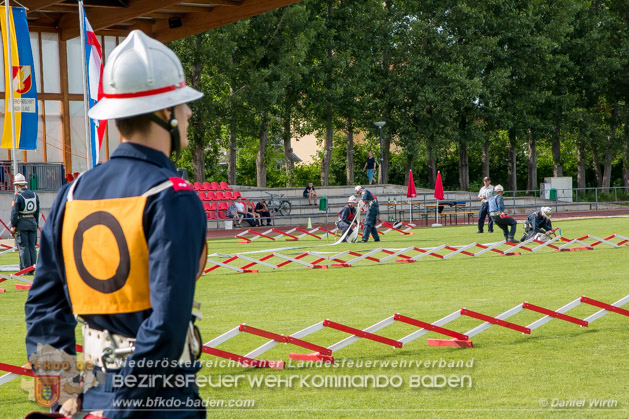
170,0 -> 629,192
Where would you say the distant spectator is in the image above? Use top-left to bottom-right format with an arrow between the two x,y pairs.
363,151 -> 377,185
476,176 -> 494,234
247,201 -> 261,226
226,201 -> 243,227
236,199 -> 256,227
255,199 -> 272,226
303,182 -> 317,205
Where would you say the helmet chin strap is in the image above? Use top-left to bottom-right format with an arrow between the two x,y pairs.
146,106 -> 180,158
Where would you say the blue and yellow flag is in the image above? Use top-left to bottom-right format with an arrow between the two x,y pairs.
0,7 -> 38,149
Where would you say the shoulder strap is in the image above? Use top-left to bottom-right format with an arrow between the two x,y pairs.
68,175 -> 177,202
142,180 -> 174,197
66,172 -> 86,202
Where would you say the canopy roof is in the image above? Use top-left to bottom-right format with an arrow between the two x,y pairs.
22,0 -> 301,42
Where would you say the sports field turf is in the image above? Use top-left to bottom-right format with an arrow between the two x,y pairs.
1,217 -> 628,418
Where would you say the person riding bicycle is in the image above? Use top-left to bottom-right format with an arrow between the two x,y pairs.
520,206 -> 553,242
337,196 -> 357,242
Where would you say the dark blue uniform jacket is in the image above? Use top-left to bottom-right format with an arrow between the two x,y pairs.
11,188 -> 40,231
527,211 -> 552,233
24,143 -> 207,414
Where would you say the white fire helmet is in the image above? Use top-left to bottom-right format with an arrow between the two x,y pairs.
494,185 -> 504,193
348,196 -> 357,204
14,173 -> 27,185
354,185 -> 363,193
88,30 -> 203,121
541,206 -> 552,218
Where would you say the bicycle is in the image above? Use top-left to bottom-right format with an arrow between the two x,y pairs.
265,192 -> 292,216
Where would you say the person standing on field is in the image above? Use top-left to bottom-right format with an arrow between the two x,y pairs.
10,173 -> 39,273
355,185 -> 380,243
25,30 -> 207,418
477,176 -> 494,234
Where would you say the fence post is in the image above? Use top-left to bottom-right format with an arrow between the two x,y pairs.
595,187 -> 598,210
513,190 -> 516,211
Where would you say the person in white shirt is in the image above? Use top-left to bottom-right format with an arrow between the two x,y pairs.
235,199 -> 255,226
477,176 -> 494,233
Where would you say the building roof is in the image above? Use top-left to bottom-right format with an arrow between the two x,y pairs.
22,0 -> 301,42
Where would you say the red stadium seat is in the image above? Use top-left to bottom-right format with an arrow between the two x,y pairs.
232,191 -> 242,200
218,202 -> 229,210
215,191 -> 225,200
202,202 -> 212,212
197,192 -> 207,201
207,212 -> 217,220
193,182 -> 203,191
206,191 -> 216,201
223,191 -> 234,200
210,181 -> 220,191
202,181 -> 211,191
219,181 -> 233,191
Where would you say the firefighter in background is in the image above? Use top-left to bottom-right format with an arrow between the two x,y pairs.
488,184 -> 519,243
355,185 -> 380,243
25,31 -> 207,418
521,206 -> 553,242
338,195 -> 358,242
10,173 -> 39,274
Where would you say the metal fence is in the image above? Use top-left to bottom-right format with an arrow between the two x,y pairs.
0,161 -> 65,192
396,186 -> 629,219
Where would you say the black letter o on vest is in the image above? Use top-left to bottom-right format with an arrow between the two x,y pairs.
73,211 -> 131,294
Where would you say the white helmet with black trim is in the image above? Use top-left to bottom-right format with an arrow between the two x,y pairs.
494,184 -> 504,193
541,206 -> 552,218
348,195 -> 357,203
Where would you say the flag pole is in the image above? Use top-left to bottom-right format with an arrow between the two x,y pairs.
78,0 -> 91,170
4,0 -> 19,180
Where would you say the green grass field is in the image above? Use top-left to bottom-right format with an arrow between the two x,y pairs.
1,217 -> 628,418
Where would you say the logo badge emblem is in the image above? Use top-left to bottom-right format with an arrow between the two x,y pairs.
34,375 -> 60,407
13,65 -> 32,94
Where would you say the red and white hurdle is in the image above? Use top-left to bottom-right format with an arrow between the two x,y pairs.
235,226 -> 339,244
205,233 -> 629,275
1,294 -> 627,381
199,294 -> 629,368
234,220 -> 417,244
0,265 -> 35,292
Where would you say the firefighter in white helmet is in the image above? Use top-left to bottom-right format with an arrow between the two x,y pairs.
338,195 -> 358,241
25,31 -> 207,418
521,206 -> 554,242
487,184 -> 519,243
10,173 -> 40,274
355,185 -> 380,242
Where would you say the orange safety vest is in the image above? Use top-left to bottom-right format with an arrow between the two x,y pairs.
62,179 -> 174,315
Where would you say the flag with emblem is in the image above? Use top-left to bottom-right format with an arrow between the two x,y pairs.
0,6 -> 38,149
82,4 -> 107,167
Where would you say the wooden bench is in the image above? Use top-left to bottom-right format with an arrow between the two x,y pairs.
425,202 -> 476,225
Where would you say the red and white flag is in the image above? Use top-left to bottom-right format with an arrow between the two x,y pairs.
82,5 -> 106,167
